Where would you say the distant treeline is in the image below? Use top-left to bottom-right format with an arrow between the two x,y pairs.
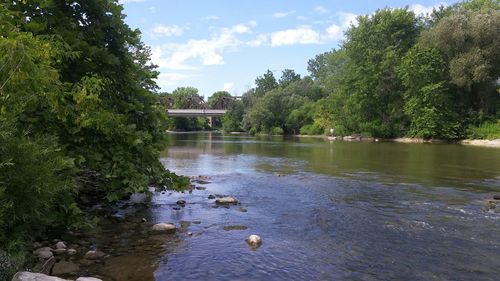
216,0 -> 499,139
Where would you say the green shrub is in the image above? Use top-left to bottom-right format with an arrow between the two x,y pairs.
0,119 -> 77,250
270,127 -> 284,135
299,124 -> 323,135
467,121 -> 500,139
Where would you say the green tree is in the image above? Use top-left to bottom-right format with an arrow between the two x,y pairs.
255,69 -> 278,96
208,90 -> 233,109
279,69 -> 301,87
397,47 -> 461,139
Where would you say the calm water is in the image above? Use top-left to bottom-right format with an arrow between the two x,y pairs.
151,133 -> 500,281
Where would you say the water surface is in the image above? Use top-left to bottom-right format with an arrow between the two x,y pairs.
153,133 -> 500,281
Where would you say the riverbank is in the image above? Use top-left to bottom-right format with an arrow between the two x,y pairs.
292,134 -> 500,148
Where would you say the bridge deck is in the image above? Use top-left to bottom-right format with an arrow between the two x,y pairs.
167,109 -> 227,117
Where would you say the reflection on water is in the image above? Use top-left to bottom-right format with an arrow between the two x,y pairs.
154,132 -> 500,280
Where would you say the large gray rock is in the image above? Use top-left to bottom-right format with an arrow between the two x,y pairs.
52,260 -> 79,275
11,272 -> 67,281
151,223 -> 176,233
34,247 -> 53,260
215,196 -> 238,205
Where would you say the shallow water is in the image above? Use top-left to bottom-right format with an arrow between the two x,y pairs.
152,133 -> 500,281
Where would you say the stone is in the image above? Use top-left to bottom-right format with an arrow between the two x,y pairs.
176,200 -> 186,205
33,242 -> 43,249
223,225 -> 248,231
195,186 -> 206,190
54,248 -> 67,255
180,221 -> 191,229
67,249 -> 77,256
55,241 -> 67,249
215,196 -> 238,205
208,195 -> 216,199
38,256 -> 55,275
51,260 -> 79,275
238,208 -> 248,212
172,206 -> 181,210
246,235 -> 262,248
84,250 -> 106,260
141,218 -> 147,222
11,272 -> 67,281
76,278 -> 103,281
494,195 -> 500,200
151,223 -> 176,233
34,247 -> 53,260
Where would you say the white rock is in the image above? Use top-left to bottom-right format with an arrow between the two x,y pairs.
55,241 -> 67,249
11,272 -> 67,281
151,223 -> 176,233
246,235 -> 262,248
76,278 -> 103,281
215,196 -> 238,205
67,248 -> 77,256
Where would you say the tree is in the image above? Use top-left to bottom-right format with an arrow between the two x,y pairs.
420,8 -> 500,121
339,8 -> 421,137
255,70 -> 278,96
279,69 -> 301,87
208,91 -> 233,109
397,47 -> 461,139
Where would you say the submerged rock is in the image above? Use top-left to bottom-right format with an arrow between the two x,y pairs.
246,235 -> 262,248
208,195 -> 216,199
52,260 -> 80,275
215,196 -> 238,205
223,225 -> 248,231
151,223 -> 176,233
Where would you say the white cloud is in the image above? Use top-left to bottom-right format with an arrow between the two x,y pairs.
157,73 -> 191,86
151,21 -> 256,70
271,26 -> 321,46
315,5 -> 329,15
324,12 -> 358,40
223,82 -> 234,92
201,15 -> 220,20
149,6 -> 156,13
247,34 -> 269,47
151,24 -> 184,37
273,10 -> 296,19
410,2 -> 448,15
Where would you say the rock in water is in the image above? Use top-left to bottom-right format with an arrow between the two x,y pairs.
176,200 -> 186,205
246,235 -> 262,248
52,260 -> 80,275
494,195 -> 500,200
151,223 -> 176,233
84,250 -> 106,260
215,196 -> 238,205
11,272 -> 67,281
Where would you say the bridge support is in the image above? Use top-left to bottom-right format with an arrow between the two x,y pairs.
208,116 -> 213,128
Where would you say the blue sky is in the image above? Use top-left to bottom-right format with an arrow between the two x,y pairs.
118,0 -> 455,98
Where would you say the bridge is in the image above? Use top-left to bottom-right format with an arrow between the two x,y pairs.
167,109 -> 227,127
167,109 -> 227,117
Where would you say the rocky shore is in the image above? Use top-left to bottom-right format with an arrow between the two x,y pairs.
10,176 -> 261,281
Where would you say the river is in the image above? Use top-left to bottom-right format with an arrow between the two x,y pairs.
130,132 -> 499,281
